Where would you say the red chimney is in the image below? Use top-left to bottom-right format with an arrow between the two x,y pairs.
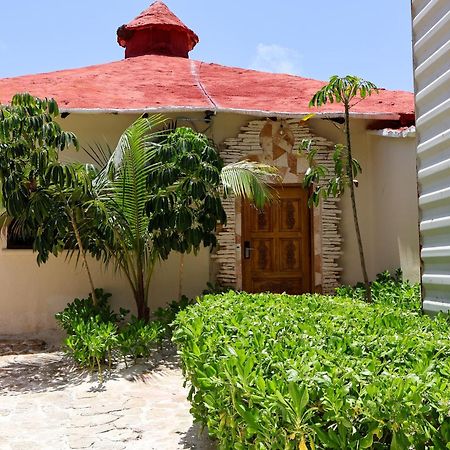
117,1 -> 199,59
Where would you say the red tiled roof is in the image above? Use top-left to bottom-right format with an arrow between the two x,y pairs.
0,55 -> 415,119
117,1 -> 199,52
125,1 -> 193,31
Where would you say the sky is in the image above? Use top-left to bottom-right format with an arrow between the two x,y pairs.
0,1 -> 413,91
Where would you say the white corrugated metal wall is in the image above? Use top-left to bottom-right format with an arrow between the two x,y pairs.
412,0 -> 450,312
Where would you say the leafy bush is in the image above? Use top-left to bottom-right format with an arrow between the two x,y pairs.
154,295 -> 196,335
55,288 -> 128,334
173,291 -> 450,449
336,269 -> 421,311
56,290 -> 162,378
202,282 -> 229,296
65,318 -> 118,382
154,286 -> 230,335
117,318 -> 162,364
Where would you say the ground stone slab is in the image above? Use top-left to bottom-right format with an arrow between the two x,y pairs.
0,338 -> 47,356
0,345 -> 215,449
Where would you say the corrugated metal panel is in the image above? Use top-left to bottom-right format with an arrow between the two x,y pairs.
413,0 -> 450,312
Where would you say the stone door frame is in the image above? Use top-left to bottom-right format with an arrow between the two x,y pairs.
213,118 -> 342,294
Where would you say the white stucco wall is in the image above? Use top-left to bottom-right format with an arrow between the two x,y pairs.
0,111 -> 420,337
309,118 -> 420,285
0,244 -> 210,339
369,134 -> 420,282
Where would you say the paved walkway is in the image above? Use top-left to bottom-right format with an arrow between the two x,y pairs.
0,344 -> 215,449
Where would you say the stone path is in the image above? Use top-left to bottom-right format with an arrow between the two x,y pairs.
0,344 -> 215,449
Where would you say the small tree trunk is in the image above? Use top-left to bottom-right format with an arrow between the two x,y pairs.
344,103 -> 372,303
70,213 -> 97,305
135,261 -> 150,322
134,290 -> 150,322
178,253 -> 184,300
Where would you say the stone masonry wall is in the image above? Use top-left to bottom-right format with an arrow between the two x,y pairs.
213,119 -> 342,294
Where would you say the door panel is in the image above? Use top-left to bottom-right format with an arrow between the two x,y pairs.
253,239 -> 273,272
280,199 -> 301,232
242,186 -> 311,294
279,238 -> 302,272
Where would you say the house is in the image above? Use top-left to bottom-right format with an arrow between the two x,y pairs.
0,1 -> 419,337
412,0 -> 450,313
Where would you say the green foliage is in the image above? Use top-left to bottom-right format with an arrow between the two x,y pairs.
300,140 -> 362,207
220,160 -> 279,210
0,93 -> 105,306
304,76 -> 379,301
309,75 -> 378,107
117,318 -> 162,362
336,269 -> 421,311
56,291 -> 162,380
0,93 -> 91,262
0,94 -> 78,182
55,288 -> 128,334
65,318 -> 118,382
92,119 -> 277,320
173,291 -> 450,449
144,126 -> 228,258
153,284 -> 233,337
202,281 -> 229,296
154,295 -> 196,335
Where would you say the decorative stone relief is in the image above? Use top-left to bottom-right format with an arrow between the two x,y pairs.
213,119 -> 342,294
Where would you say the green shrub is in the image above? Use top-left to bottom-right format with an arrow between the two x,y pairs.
202,282 -> 229,295
154,284 -> 232,336
55,288 -> 129,334
336,269 -> 421,311
154,295 -> 196,335
56,290 -> 162,378
65,317 -> 118,382
117,318 -> 162,364
173,291 -> 450,449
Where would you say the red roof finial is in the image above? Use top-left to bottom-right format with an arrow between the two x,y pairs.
117,1 -> 199,59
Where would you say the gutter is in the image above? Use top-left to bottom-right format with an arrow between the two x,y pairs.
59,106 -> 405,122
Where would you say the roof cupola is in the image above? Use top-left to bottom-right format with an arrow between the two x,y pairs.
117,1 -> 199,59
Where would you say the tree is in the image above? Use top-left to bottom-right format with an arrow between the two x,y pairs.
302,75 -> 378,302
0,93 -> 101,303
0,94 -> 277,320
89,118 -> 278,321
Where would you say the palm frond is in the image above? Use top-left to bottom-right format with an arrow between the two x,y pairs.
113,120 -> 156,243
87,115 -> 166,294
83,142 -> 113,168
309,75 -> 379,108
220,160 -> 280,209
108,115 -> 166,175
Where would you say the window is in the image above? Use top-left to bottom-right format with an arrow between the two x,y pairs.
6,220 -> 34,250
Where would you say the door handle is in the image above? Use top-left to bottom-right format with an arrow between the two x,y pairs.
244,241 -> 253,259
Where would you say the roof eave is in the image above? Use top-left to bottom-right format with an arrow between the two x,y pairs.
368,126 -> 416,138
59,106 -> 405,121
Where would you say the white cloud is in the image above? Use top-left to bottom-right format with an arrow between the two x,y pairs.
250,43 -> 302,75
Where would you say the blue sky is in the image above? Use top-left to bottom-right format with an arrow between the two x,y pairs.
0,1 -> 413,91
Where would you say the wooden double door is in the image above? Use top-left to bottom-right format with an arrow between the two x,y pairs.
242,186 -> 312,294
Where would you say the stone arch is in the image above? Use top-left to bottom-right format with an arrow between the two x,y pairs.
214,118 -> 342,294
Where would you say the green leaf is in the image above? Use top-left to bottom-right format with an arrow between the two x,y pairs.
360,432 -> 374,448
288,382 -> 309,417
391,431 -> 409,450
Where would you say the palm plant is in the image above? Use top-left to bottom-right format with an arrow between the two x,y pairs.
309,75 -> 378,302
0,94 -> 277,319
93,117 -> 278,321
